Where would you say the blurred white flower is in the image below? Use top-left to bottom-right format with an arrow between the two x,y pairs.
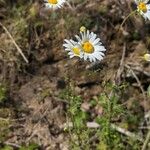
63,39 -> 83,58
75,28 -> 106,62
44,0 -> 66,10
135,0 -> 150,20
144,53 -> 150,61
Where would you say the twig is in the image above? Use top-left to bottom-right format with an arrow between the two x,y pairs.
126,62 -> 150,77
3,142 -> 21,148
125,64 -> 147,103
53,96 -> 69,104
0,22 -> 28,63
139,126 -> 150,130
0,48 -> 6,53
61,122 -> 144,142
26,107 -> 49,142
75,0 -> 88,10
133,68 -> 150,78
142,130 -> 150,150
116,43 -> 126,83
110,124 -> 143,142
0,117 -> 9,121
66,1 -> 75,10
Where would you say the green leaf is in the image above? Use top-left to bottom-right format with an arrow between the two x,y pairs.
19,143 -> 39,150
0,145 -> 13,150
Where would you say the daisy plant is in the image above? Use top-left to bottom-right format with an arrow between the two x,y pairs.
63,27 -> 106,63
76,27 -> 106,62
121,0 -> 150,28
44,0 -> 66,10
63,39 -> 83,58
135,0 -> 150,20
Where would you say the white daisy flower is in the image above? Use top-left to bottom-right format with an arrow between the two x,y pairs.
135,0 -> 150,20
75,28 -> 106,62
63,39 -> 83,58
44,0 -> 66,10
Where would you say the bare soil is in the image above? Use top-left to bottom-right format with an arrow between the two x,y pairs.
0,0 -> 150,149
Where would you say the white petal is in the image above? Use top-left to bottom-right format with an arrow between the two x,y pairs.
93,53 -> 103,61
75,35 -> 82,42
143,10 -> 150,20
90,33 -> 97,42
84,54 -> 88,61
93,38 -> 100,45
144,0 -> 149,4
95,51 -> 105,57
70,55 -> 74,58
94,45 -> 106,52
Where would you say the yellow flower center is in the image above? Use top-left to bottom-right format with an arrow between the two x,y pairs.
82,42 -> 94,53
48,0 -> 58,4
138,2 -> 147,13
72,47 -> 80,55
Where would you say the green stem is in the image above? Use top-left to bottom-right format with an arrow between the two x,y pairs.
120,10 -> 137,29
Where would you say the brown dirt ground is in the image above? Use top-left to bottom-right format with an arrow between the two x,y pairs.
0,0 -> 150,149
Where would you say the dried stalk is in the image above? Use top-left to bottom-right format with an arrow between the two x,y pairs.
0,22 -> 28,63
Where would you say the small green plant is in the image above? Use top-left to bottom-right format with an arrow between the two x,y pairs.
0,145 -> 13,150
60,86 -> 90,149
60,83 -> 142,149
19,143 -> 39,150
96,83 -> 142,150
0,143 -> 39,150
0,119 -> 10,142
96,84 -> 125,150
